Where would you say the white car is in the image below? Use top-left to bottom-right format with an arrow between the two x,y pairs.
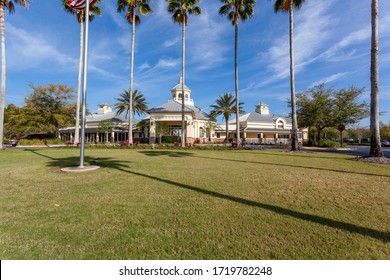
381,140 -> 390,147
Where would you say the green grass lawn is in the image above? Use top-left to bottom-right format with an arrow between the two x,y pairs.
0,147 -> 389,259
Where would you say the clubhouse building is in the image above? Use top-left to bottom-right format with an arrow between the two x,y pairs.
58,79 -> 308,144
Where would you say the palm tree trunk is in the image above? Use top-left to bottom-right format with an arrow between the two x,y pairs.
74,20 -> 83,145
370,0 -> 383,157
128,7 -> 136,146
234,22 -> 240,144
225,118 -> 229,142
0,3 -> 6,149
289,3 -> 298,151
181,18 -> 186,147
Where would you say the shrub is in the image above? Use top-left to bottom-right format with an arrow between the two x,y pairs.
161,135 -> 180,143
320,140 -> 341,148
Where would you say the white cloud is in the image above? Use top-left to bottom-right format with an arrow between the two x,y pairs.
164,38 -> 180,48
318,28 -> 370,62
138,62 -> 151,71
7,23 -> 77,71
310,72 -> 349,87
186,3 -> 229,71
263,1 -> 337,80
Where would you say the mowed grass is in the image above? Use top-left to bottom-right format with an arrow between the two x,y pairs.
0,147 -> 389,259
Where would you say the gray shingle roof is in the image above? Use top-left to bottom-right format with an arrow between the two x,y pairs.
148,99 -> 215,121
230,112 -> 291,124
86,111 -> 139,124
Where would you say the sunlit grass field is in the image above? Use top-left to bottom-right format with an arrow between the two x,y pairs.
0,147 -> 389,259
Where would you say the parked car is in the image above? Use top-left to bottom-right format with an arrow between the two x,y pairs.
9,134 -> 55,146
381,140 -> 390,147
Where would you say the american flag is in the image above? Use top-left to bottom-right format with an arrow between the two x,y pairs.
67,0 -> 97,10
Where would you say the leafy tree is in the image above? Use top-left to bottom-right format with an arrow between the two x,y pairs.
295,84 -> 334,145
219,0 -> 255,145
4,103 -> 24,138
204,121 -> 216,141
114,89 -> 148,128
333,86 -> 369,145
272,0 -> 305,151
62,0 -> 102,145
210,92 -> 245,142
155,122 -> 169,144
6,84 -> 76,136
167,0 -> 201,147
0,0 -> 29,148
136,119 -> 149,141
296,84 -> 369,146
380,122 -> 390,140
98,119 -> 113,143
369,0 -> 383,157
118,0 -> 153,146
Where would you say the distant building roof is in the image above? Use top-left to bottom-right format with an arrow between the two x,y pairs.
230,111 -> 291,124
86,105 -> 139,124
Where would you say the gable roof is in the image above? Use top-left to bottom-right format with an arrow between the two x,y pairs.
229,111 -> 291,124
86,111 -> 139,124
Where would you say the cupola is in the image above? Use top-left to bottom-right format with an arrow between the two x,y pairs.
255,102 -> 270,115
170,77 -> 194,106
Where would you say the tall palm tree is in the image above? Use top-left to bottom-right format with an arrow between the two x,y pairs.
273,0 -> 305,151
167,0 -> 201,147
62,0 -> 101,145
0,0 -> 29,149
219,0 -> 255,145
369,0 -> 383,157
117,0 -> 152,146
210,92 -> 245,142
114,90 -> 148,142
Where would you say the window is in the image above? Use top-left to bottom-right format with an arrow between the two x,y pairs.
217,133 -> 221,138
169,125 -> 182,136
277,120 -> 284,129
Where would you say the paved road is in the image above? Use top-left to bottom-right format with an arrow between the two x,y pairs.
249,144 -> 390,158
302,145 -> 390,158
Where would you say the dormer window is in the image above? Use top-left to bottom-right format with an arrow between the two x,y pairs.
277,120 -> 284,129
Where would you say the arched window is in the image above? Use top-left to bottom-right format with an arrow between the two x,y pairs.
185,94 -> 188,100
277,120 -> 284,129
178,93 -> 182,99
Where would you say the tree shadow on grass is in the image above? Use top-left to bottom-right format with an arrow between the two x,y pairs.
24,149 -> 115,170
138,150 -> 390,178
240,149 -> 354,161
26,149 -> 390,243
139,150 -> 194,157
111,164 -> 390,243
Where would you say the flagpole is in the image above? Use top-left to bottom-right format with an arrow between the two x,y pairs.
79,0 -> 90,168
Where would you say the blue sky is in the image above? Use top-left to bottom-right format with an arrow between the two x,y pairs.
4,0 -> 390,126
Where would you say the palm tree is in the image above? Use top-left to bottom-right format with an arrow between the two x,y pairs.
369,0 -> 383,157
210,92 -> 245,142
273,0 -> 304,151
167,0 -> 201,147
114,90 -> 148,142
62,0 -> 102,146
117,0 -> 152,146
219,0 -> 255,145
0,0 -> 29,149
